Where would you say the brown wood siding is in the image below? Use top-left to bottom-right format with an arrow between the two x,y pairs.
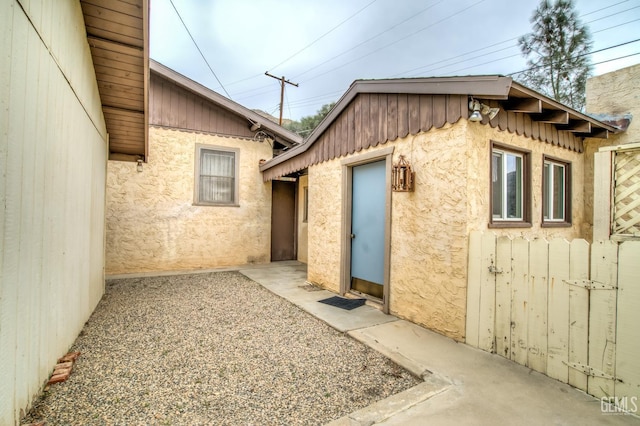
149,73 -> 256,139
262,92 -> 585,181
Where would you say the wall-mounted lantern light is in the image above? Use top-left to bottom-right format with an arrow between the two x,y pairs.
392,155 -> 414,192
137,159 -> 143,172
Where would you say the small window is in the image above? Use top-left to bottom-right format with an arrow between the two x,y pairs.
195,145 -> 239,206
543,157 -> 571,226
490,143 -> 531,227
303,186 -> 309,223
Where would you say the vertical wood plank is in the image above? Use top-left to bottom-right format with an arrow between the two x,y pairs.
387,94 -> 398,142
432,95 -> 446,129
478,232 -> 497,352
466,231 -> 482,348
547,238 -> 571,383
408,94 -> 420,135
370,94 -> 379,147
494,236 -> 513,358
354,95 -> 362,152
397,93 -> 409,138
361,94 -> 372,149
347,104 -> 355,154
615,241 -> 640,403
377,94 -> 387,146
510,237 -> 530,366
588,240 -> 618,399
528,238 -> 549,372
446,95 -> 462,124
419,95 -> 432,132
568,239 -> 589,391
593,151 -> 612,241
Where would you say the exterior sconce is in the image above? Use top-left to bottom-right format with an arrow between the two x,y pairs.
392,155 -> 414,192
137,159 -> 143,172
468,98 -> 500,122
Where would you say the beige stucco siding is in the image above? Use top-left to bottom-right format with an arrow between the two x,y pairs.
305,119 -> 589,341
307,160 -> 343,291
297,174 -> 309,264
465,122 -> 586,241
106,127 -> 273,274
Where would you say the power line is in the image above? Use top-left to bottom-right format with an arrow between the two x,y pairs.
169,0 -> 232,99
507,38 -> 640,76
298,0 -> 487,84
268,0 -> 380,73
291,0 -> 444,80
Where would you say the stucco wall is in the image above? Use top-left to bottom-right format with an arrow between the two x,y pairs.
465,121 -> 586,241
106,127 -> 273,274
0,1 -> 108,424
297,174 -> 309,264
306,119 -> 589,341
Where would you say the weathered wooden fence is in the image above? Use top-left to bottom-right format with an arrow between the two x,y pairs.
466,231 -> 640,402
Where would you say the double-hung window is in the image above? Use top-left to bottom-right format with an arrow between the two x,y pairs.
491,143 -> 530,226
195,144 -> 239,206
542,157 -> 571,226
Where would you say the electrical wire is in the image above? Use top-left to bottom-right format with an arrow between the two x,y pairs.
268,0 -> 380,73
169,0 -> 232,99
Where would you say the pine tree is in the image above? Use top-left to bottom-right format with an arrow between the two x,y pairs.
518,0 -> 593,111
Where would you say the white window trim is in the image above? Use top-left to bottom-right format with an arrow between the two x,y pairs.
543,160 -> 565,222
492,148 -> 524,221
194,144 -> 240,207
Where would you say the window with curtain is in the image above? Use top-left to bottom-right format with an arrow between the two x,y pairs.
195,145 -> 239,206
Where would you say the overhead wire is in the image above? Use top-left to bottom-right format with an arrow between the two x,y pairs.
168,0 -> 232,99
268,0 -> 380,73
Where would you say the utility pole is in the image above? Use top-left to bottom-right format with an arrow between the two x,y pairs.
265,71 -> 298,125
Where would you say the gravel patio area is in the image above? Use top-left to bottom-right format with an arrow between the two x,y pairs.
22,271 -> 420,425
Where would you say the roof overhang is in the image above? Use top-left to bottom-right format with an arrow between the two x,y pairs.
260,75 -> 620,174
150,60 -> 303,147
81,0 -> 149,161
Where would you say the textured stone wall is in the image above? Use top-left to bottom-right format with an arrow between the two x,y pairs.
106,127 -> 273,274
297,174 -> 309,264
466,121 -> 586,241
306,119 -> 589,341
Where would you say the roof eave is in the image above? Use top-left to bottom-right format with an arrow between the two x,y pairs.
150,60 -> 303,145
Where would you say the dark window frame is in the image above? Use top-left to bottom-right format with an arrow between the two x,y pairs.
194,144 -> 240,207
542,155 -> 572,228
489,141 -> 532,228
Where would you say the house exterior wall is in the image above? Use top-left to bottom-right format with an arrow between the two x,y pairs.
584,64 -> 640,240
297,174 -> 309,264
306,119 -> 588,341
106,127 -> 273,274
0,1 -> 108,424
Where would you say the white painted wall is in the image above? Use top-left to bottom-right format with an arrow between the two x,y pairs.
0,1 -> 108,424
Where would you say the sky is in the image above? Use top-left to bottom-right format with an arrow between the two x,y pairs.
150,0 -> 640,122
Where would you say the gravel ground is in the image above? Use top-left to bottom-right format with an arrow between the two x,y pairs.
23,272 -> 420,425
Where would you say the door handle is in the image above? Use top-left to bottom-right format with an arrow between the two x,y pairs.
350,233 -> 356,239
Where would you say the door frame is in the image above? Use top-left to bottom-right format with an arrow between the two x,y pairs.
340,146 -> 394,314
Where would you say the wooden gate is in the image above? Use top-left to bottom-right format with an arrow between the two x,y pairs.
466,232 -> 640,404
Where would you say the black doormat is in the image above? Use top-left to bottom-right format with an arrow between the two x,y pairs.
318,296 -> 366,310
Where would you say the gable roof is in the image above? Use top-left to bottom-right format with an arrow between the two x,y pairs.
150,60 -> 303,148
260,75 -> 619,180
81,0 -> 149,160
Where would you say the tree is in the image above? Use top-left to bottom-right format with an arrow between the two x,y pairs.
285,102 -> 336,137
518,0 -> 592,111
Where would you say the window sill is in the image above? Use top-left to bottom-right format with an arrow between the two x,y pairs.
193,202 -> 240,208
541,221 -> 572,228
488,221 -> 532,229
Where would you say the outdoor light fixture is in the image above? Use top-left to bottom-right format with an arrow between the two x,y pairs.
392,155 -> 414,192
468,98 -> 500,122
137,159 -> 143,172
249,120 -> 261,132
